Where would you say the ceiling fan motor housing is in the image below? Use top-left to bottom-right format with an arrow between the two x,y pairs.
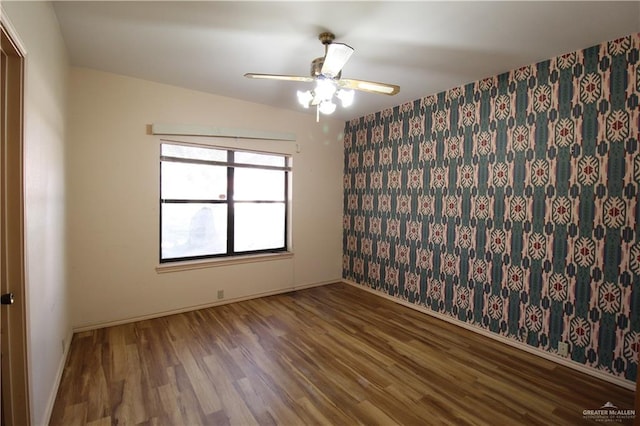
311,57 -> 341,79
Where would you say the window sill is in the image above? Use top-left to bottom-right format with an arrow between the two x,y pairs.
155,251 -> 294,273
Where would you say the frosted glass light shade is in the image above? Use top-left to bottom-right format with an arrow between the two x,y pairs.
297,90 -> 313,108
337,89 -> 354,107
315,79 -> 337,101
318,100 -> 336,115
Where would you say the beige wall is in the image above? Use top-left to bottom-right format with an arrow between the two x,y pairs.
2,2 -> 70,425
67,67 -> 344,329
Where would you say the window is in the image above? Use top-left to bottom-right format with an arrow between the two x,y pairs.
160,142 -> 290,263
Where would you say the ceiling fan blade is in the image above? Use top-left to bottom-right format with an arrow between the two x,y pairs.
244,73 -> 314,83
321,43 -> 354,77
338,78 -> 400,96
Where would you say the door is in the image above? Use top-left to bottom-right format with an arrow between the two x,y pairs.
0,18 -> 30,426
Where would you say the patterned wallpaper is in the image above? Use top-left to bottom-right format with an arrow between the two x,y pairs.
343,33 -> 640,381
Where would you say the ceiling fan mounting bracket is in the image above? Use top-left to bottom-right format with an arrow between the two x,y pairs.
318,32 -> 335,46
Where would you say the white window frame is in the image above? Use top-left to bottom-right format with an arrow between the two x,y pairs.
158,138 -> 293,267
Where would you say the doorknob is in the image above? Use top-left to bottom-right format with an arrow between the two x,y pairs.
1,293 -> 14,305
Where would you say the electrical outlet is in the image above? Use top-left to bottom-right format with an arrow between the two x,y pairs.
217,290 -> 224,300
558,341 -> 569,356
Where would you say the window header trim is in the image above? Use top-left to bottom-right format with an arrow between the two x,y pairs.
152,123 -> 296,142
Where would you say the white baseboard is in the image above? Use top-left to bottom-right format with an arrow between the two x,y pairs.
72,279 -> 336,333
342,279 -> 635,391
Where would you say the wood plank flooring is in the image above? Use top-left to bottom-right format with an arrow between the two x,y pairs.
50,282 -> 635,425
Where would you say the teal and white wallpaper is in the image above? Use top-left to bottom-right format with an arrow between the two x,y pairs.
342,33 -> 640,381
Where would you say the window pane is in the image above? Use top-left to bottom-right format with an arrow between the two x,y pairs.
235,151 -> 286,167
161,144 -> 227,162
234,168 -> 285,201
162,162 -> 227,200
234,203 -> 285,252
161,203 -> 227,259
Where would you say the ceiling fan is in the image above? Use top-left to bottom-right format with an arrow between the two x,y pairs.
244,32 -> 400,120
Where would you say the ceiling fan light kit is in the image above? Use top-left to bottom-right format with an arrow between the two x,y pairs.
296,77 -> 354,119
245,32 -> 400,122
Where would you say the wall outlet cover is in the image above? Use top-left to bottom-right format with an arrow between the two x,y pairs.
558,341 -> 569,357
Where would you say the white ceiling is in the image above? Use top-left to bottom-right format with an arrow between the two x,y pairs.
51,1 -> 640,121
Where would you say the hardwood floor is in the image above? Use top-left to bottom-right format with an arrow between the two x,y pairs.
50,282 -> 634,425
